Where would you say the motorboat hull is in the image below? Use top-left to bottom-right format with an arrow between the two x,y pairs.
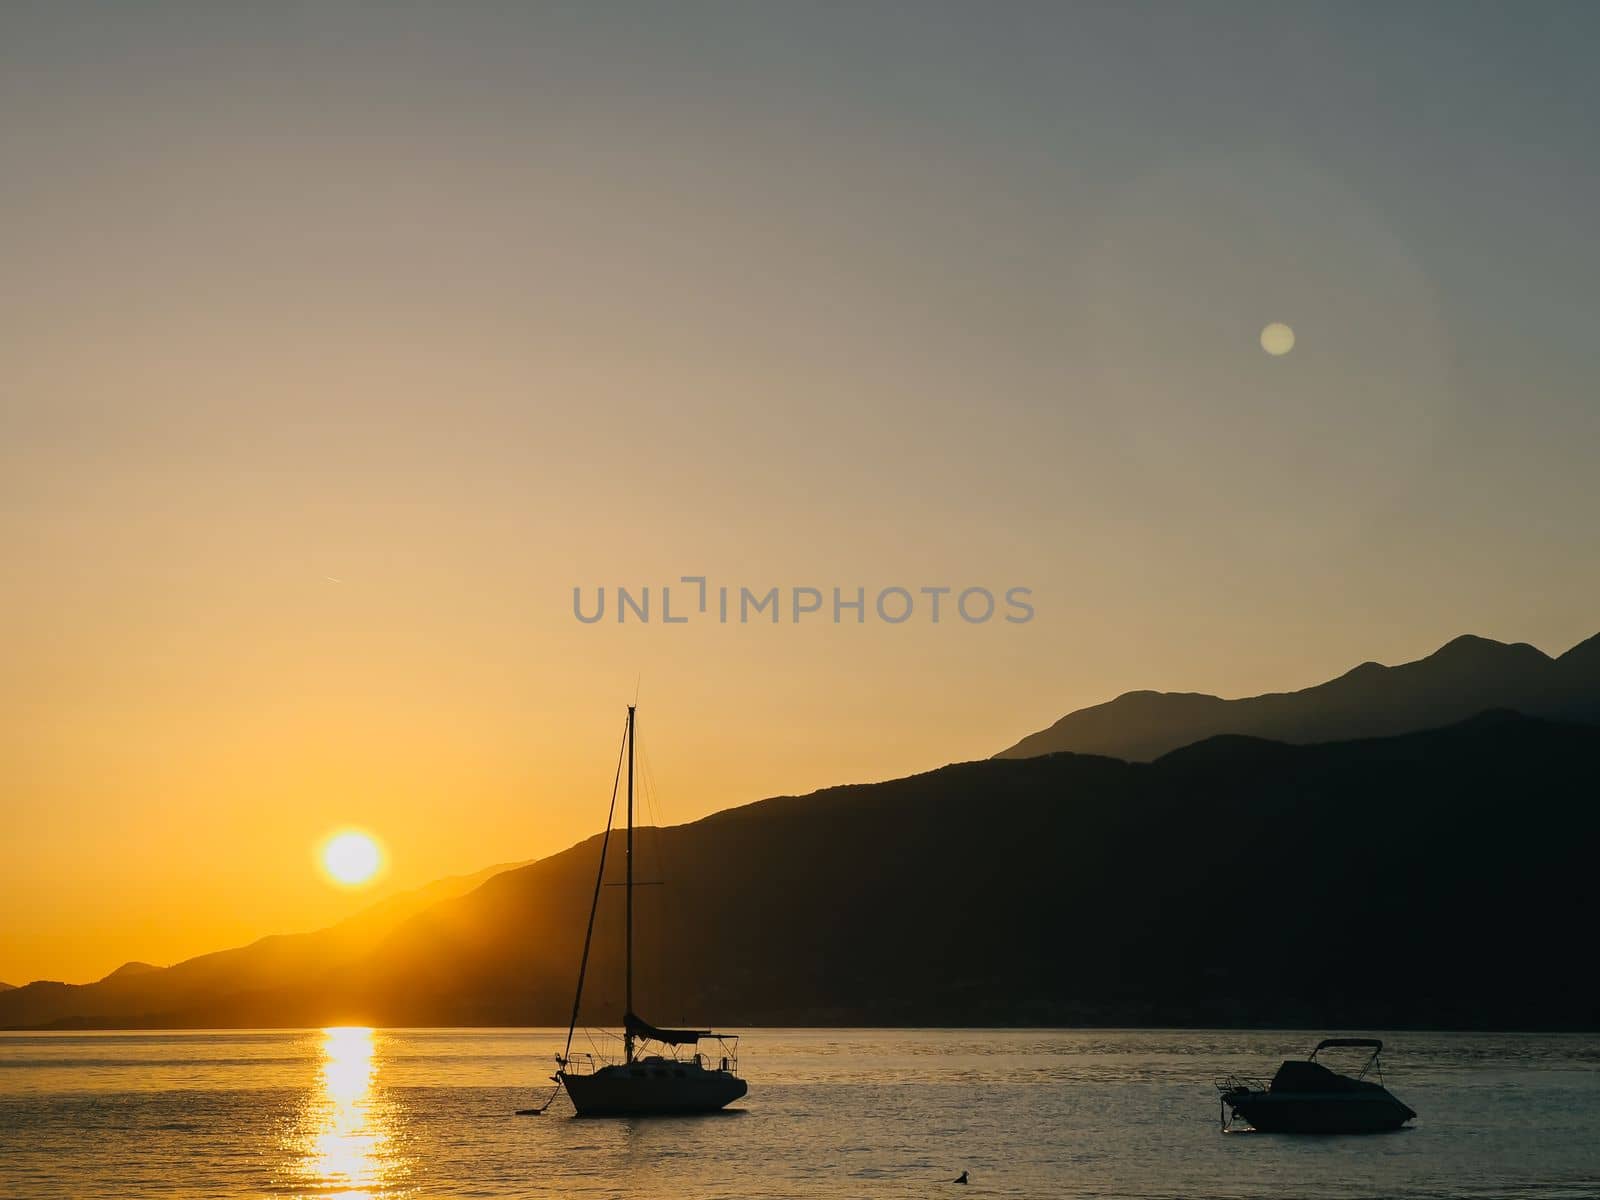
1224,1090 -> 1416,1134
560,1063 -> 747,1117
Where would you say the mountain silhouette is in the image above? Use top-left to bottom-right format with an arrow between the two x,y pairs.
996,632 -> 1600,761
0,858 -> 526,1029
4,714 -> 1595,1032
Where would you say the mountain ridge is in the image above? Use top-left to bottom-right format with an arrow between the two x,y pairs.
0,858 -> 529,1026
995,632 -> 1600,762
4,712 -> 1596,1032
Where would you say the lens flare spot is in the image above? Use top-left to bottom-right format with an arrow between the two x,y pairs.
1260,322 -> 1296,356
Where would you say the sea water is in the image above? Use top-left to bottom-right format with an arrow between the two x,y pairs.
2,1028 -> 1597,1198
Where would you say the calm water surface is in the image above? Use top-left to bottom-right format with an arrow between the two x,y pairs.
2,1028 -> 1597,1198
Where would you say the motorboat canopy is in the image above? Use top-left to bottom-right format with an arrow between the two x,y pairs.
1311,1037 -> 1382,1058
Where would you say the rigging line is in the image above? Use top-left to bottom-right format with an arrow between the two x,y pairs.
641,742 -> 672,889
560,713 -> 629,1068
521,716 -> 628,1116
639,744 -> 660,858
637,736 -> 673,1015
638,736 -> 665,839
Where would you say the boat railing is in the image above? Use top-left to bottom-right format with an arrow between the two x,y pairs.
1215,1072 -> 1270,1094
556,1034 -> 740,1078
556,1050 -> 608,1077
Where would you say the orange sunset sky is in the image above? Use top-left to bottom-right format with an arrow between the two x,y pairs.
5,3 -> 1598,985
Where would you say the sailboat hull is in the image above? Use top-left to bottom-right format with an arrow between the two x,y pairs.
561,1063 -> 747,1117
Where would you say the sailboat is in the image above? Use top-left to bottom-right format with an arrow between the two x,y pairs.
550,705 -> 747,1116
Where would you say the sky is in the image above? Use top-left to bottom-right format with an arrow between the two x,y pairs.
4,1 -> 1598,985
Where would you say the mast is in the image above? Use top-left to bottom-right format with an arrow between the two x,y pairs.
624,703 -> 635,1063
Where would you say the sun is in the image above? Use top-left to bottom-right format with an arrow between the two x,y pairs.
320,830 -> 383,887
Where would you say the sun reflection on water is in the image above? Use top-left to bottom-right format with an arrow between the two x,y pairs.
289,1026 -> 400,1199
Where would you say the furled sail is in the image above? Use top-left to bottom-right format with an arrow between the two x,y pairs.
625,1011 -> 711,1046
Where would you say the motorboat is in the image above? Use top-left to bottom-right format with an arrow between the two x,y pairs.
1216,1038 -> 1416,1133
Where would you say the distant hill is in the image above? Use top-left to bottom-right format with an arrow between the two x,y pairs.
4,714 -> 1596,1031
996,632 -> 1600,761
0,983 -> 13,992
0,858 -> 527,1029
